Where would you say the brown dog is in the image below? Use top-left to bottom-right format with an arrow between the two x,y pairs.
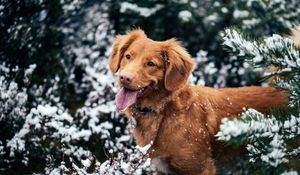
108,29 -> 287,175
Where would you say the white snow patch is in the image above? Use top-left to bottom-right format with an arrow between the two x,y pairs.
120,2 -> 163,17
136,143 -> 152,155
178,10 -> 192,22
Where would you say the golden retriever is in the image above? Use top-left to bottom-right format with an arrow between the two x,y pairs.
108,29 -> 287,175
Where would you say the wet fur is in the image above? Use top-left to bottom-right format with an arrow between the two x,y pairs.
109,29 -> 290,175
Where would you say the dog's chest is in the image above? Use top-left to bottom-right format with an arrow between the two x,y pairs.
130,112 -> 161,146
151,157 -> 171,174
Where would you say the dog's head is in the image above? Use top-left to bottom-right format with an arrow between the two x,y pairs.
109,29 -> 194,112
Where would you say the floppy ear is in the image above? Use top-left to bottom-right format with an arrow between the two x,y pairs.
163,39 -> 195,91
108,29 -> 146,73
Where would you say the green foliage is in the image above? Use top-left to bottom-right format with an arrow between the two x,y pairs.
0,0 -> 64,84
1,0 -> 300,174
218,28 -> 300,174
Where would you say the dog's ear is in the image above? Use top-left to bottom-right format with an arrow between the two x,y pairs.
108,29 -> 146,73
163,39 -> 195,91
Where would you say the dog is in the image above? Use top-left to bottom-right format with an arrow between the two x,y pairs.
108,29 -> 288,175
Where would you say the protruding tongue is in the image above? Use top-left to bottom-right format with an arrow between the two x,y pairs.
116,87 -> 139,112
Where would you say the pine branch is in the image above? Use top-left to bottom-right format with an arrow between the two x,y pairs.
222,28 -> 300,69
217,109 -> 300,168
223,28 -> 300,108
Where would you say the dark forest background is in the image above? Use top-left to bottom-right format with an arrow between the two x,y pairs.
0,0 -> 300,174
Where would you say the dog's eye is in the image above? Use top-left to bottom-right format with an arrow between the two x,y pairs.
125,54 -> 131,60
147,61 -> 155,67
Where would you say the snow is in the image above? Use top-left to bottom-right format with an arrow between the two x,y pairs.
2,0 -> 300,174
223,28 -> 300,79
48,168 -> 60,175
71,130 -> 92,141
136,142 -> 152,155
39,10 -> 47,22
24,64 -> 36,81
190,1 -> 197,8
233,10 -> 249,19
7,137 -> 26,157
37,105 -> 58,116
217,108 -> 300,167
261,147 -> 288,167
98,140 -> 154,174
81,158 -> 92,168
223,29 -> 259,56
205,62 -> 218,75
118,135 -> 131,142
253,55 -> 263,63
152,157 -> 169,174
221,7 -> 228,13
61,0 -> 85,13
281,171 -> 299,175
204,13 -> 218,23
178,10 -> 192,22
242,18 -> 261,28
120,2 -> 163,17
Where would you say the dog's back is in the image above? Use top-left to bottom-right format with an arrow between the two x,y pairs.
190,86 -> 287,137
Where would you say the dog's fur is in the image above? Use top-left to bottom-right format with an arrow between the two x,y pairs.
109,29 -> 289,175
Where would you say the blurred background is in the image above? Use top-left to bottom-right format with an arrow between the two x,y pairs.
1,0 -> 300,174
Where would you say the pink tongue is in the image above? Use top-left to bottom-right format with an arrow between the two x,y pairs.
116,87 -> 139,112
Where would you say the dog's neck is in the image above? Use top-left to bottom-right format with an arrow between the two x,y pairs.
133,84 -> 192,114
125,85 -> 193,147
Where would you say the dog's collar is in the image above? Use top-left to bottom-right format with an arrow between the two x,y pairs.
130,106 -> 154,128
136,107 -> 154,113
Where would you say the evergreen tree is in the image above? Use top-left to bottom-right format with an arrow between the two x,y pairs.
217,27 -> 300,174
0,0 -> 64,85
1,0 -> 300,174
